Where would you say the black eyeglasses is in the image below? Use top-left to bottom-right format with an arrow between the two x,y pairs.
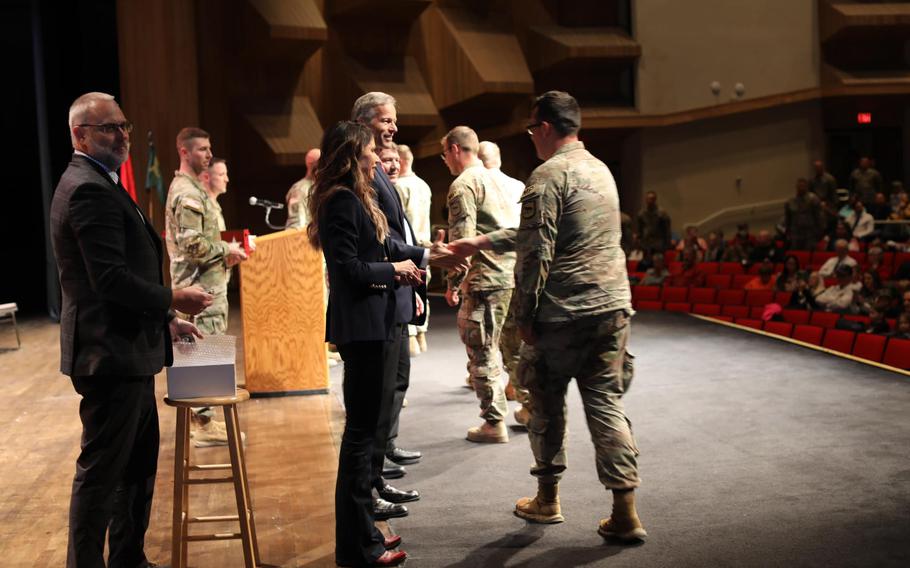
78,121 -> 133,135
526,121 -> 544,136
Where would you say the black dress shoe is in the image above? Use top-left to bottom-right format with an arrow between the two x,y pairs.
382,457 -> 406,479
378,483 -> 420,504
373,498 -> 408,520
386,447 -> 422,465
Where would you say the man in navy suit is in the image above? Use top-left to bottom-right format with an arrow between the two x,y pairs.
51,92 -> 212,567
352,92 -> 438,518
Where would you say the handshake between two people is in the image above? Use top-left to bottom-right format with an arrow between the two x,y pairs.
391,229 -> 484,287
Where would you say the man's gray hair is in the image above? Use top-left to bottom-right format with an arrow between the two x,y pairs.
68,92 -> 116,146
351,92 -> 397,122
477,141 -> 501,169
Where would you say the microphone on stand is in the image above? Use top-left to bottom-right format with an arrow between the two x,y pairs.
249,196 -> 284,209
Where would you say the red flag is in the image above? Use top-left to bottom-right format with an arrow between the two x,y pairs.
120,155 -> 138,203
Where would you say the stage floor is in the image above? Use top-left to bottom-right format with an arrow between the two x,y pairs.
2,303 -> 908,567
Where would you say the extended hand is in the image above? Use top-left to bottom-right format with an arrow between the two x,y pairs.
448,234 -> 493,258
226,242 -> 248,267
415,293 -> 425,317
169,317 -> 203,341
171,285 -> 213,315
429,229 -> 470,273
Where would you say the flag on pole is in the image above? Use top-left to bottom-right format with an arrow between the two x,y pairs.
145,131 -> 164,222
119,155 -> 138,203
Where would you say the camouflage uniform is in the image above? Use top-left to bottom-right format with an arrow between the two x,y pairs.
487,141 -> 640,490
784,192 -> 824,251
448,164 -> 516,423
285,177 -> 312,229
635,207 -> 671,255
165,171 -> 231,335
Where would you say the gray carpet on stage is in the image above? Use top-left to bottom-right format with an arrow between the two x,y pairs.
332,301 -> 910,567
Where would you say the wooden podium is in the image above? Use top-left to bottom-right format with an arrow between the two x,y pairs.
239,228 -> 328,395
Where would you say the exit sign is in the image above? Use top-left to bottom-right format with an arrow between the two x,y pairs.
857,112 -> 872,124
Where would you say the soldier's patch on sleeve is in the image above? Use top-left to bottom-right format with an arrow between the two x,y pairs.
181,198 -> 204,214
448,192 -> 465,221
519,186 -> 543,227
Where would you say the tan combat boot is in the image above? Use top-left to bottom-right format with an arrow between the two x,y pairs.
513,405 -> 530,427
598,489 -> 647,542
466,420 -> 508,443
514,482 -> 565,523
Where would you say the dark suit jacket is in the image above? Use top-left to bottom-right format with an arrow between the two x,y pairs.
372,165 -> 428,326
320,188 -> 425,345
50,155 -> 174,377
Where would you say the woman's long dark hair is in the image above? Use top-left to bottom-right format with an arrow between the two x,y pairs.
307,121 -> 388,248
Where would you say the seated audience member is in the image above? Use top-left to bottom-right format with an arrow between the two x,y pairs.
816,265 -> 856,313
865,306 -> 891,335
867,192 -> 891,221
641,252 -> 670,286
808,271 -> 826,297
723,223 -> 754,263
880,289 -> 904,318
775,255 -> 801,292
892,186 -> 908,216
748,230 -> 783,265
788,271 -> 820,310
704,231 -> 724,262
853,271 -> 881,314
744,262 -> 775,291
675,225 -> 707,256
896,260 -> 910,281
844,200 -> 875,241
889,313 -> 910,339
666,248 -> 706,288
865,246 -> 887,278
822,220 -> 860,252
818,239 -> 858,278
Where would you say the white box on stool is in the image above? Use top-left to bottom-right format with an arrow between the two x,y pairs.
167,335 -> 237,399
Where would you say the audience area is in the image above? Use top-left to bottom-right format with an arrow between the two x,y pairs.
627,247 -> 910,371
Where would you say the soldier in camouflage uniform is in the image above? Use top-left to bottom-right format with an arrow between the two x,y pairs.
166,129 -> 247,447
785,178 -> 824,250
450,92 -> 647,542
285,148 -> 320,229
442,126 -> 517,444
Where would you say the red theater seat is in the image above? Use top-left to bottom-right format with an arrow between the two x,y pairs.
882,338 -> 910,370
717,289 -> 745,305
665,302 -> 691,313
736,318 -> 763,330
719,262 -> 745,275
763,321 -> 793,337
790,251 -> 811,266
632,286 -> 660,301
774,291 -> 792,305
750,307 -> 765,319
663,250 -> 677,263
809,311 -> 840,329
746,290 -> 774,306
843,314 -> 871,326
696,262 -> 719,275
731,274 -> 754,289
689,287 -> 716,304
668,261 -> 683,275
636,300 -> 663,311
811,251 -> 836,268
781,309 -> 810,325
822,329 -> 856,355
792,324 -> 824,345
721,305 -> 749,318
627,260 -> 639,272
693,303 -> 721,316
661,286 -> 688,303
707,274 -> 732,289
852,333 -> 886,363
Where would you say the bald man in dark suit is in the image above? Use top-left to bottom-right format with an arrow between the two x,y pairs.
51,92 -> 211,568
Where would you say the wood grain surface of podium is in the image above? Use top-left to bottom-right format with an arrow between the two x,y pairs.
239,228 -> 328,395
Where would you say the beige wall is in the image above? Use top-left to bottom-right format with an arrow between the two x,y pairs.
639,102 -> 825,236
635,0 -> 820,115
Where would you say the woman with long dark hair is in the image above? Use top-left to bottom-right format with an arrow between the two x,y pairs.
307,121 -> 422,567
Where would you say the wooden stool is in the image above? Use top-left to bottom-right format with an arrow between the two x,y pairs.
164,389 -> 261,568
